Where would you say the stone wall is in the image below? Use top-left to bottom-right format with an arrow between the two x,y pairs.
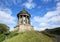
14,24 -> 34,32
18,24 -> 34,32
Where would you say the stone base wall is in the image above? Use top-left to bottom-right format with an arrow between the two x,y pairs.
14,24 -> 34,32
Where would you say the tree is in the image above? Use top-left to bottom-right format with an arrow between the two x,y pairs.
0,24 -> 9,34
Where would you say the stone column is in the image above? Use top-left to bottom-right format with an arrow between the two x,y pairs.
18,15 -> 20,25
27,16 -> 30,24
22,15 -> 23,24
29,16 -> 30,24
26,16 -> 28,24
18,15 -> 20,24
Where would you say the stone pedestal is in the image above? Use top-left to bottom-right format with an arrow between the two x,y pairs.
14,24 -> 34,32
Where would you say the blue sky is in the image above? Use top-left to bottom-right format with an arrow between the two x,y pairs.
0,0 -> 60,31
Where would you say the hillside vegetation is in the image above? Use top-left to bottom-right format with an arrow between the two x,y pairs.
0,24 -> 9,42
5,31 -> 54,42
45,27 -> 60,35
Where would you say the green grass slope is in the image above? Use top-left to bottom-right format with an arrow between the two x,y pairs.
45,27 -> 60,35
5,31 -> 54,42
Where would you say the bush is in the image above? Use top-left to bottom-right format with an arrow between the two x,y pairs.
0,24 -> 9,34
7,31 -> 19,39
0,34 -> 5,42
0,31 -> 18,42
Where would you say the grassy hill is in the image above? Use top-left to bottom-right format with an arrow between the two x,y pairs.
4,31 -> 54,42
41,27 -> 60,42
45,27 -> 60,35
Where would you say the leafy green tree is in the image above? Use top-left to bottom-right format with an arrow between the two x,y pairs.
0,24 -> 9,34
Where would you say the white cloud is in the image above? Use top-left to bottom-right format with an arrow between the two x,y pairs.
33,16 -> 40,22
34,26 -> 45,31
33,16 -> 48,23
32,2 -> 60,31
0,7 -> 16,31
41,0 -> 51,2
0,0 -> 22,7
44,2 -> 60,18
0,0 -> 36,9
43,0 -> 49,2
0,8 -> 16,24
12,0 -> 22,5
23,0 -> 36,9
41,0 -> 60,2
49,16 -> 60,24
27,0 -> 33,3
54,0 -> 60,2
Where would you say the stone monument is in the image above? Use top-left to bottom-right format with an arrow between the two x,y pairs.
14,9 -> 34,32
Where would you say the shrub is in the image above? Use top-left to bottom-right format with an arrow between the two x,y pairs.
7,31 -> 19,39
0,34 -> 5,42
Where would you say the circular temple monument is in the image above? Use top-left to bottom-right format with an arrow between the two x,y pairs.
14,9 -> 34,32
